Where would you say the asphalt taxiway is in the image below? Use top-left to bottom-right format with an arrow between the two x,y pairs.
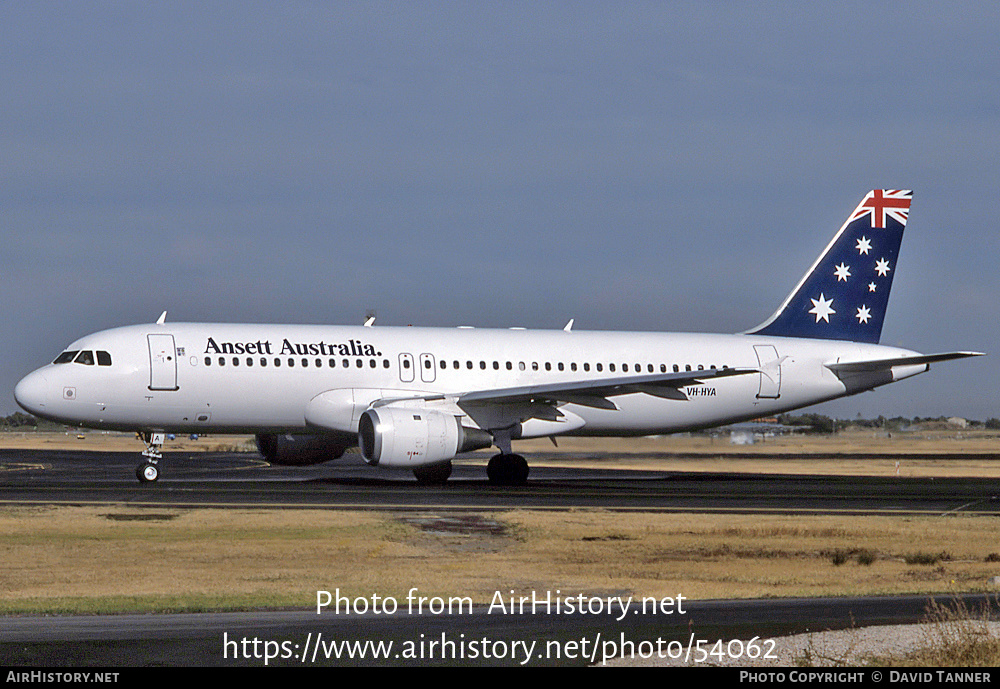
3,594 -> 998,666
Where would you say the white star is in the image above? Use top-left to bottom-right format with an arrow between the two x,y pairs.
809,293 -> 835,323
834,263 -> 851,282
868,282 -> 877,292
875,258 -> 891,276
856,236 -> 872,255
856,305 -> 872,324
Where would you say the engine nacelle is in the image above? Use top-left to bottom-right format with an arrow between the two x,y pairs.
358,407 -> 492,468
255,432 -> 354,466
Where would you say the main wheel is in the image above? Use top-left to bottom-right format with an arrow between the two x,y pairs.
413,461 -> 452,484
136,462 -> 159,483
487,453 -> 529,486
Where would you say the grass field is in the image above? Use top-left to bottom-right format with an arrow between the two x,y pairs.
1,430 -> 999,616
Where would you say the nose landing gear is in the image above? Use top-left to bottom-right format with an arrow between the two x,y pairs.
135,432 -> 164,483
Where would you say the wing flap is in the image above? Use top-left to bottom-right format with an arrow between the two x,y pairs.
457,366 -> 756,407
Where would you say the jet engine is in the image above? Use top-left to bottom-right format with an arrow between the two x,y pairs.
255,432 -> 354,466
358,407 -> 492,468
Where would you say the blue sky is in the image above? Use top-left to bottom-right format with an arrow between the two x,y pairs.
2,3 -> 996,420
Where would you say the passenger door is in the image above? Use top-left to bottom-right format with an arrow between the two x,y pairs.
148,334 -> 179,391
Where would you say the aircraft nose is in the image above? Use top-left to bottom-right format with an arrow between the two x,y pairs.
14,370 -> 49,416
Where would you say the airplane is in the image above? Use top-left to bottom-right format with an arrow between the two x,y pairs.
13,190 -> 983,485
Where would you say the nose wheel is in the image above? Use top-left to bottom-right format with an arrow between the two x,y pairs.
136,431 -> 165,483
136,461 -> 159,482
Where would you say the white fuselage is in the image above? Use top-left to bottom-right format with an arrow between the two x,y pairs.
14,322 -> 926,438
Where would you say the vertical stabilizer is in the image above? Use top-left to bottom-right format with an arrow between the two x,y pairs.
746,189 -> 911,344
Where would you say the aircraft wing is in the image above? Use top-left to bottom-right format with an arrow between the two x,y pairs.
456,366 -> 758,410
825,351 -> 984,373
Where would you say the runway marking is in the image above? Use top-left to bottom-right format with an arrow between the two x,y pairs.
0,462 -> 48,473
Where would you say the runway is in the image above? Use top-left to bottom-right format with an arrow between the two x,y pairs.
1,448 -> 999,516
2,447 -> 999,667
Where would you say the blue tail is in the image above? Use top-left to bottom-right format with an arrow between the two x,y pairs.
747,190 -> 912,344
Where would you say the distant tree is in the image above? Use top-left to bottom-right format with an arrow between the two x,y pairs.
985,418 -> 1000,430
776,413 -> 835,434
0,412 -> 38,429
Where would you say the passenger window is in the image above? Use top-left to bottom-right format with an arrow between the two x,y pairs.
261,358 -> 267,367
96,351 -> 112,366
274,358 -> 281,367
233,357 -> 239,366
53,351 -> 79,364
74,351 -> 95,365
596,363 -> 603,372
247,357 -> 253,367
205,357 -> 212,366
219,357 -> 225,366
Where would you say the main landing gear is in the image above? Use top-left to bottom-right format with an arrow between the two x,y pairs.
486,429 -> 529,486
412,461 -> 453,485
135,431 -> 164,483
487,453 -> 529,486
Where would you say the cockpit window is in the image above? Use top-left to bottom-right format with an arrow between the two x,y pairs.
53,351 -> 79,364
74,350 -> 95,366
96,351 -> 112,366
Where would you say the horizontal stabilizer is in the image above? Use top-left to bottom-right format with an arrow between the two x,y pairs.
825,351 -> 984,373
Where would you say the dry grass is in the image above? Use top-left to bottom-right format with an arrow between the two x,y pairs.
3,506 -> 1000,615
893,599 -> 1000,666
790,599 -> 1000,667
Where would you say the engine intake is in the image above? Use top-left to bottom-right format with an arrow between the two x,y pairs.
358,407 -> 492,468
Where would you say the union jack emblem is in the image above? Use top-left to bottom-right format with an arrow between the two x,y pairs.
851,189 -> 912,229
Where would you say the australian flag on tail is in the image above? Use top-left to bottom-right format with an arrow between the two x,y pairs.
747,190 -> 912,345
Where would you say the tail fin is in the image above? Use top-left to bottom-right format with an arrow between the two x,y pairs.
746,189 -> 912,344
